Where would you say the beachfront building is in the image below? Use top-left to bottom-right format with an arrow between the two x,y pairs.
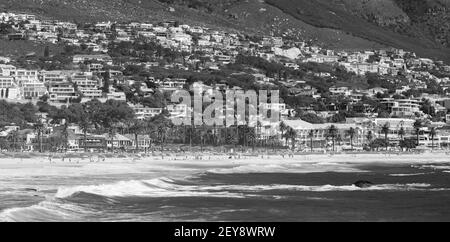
346,117 -> 417,146
416,126 -> 450,149
284,119 -> 362,151
123,134 -> 152,151
78,135 -> 107,152
105,133 -> 133,151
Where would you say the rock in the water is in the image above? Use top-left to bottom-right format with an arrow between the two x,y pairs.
353,180 -> 374,188
23,188 -> 38,192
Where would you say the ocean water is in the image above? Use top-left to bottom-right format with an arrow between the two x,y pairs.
1,159 -> 450,222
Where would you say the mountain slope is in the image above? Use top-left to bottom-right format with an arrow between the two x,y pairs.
265,0 -> 450,62
1,0 -> 449,62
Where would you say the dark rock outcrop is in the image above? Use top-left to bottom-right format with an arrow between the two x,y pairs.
353,180 -> 374,188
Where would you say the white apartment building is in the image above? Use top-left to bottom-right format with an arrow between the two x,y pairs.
73,54 -> 113,65
131,104 -> 191,120
0,76 -> 20,99
49,82 -> 78,103
41,70 -> 74,83
22,82 -> 47,99
381,99 -> 422,118
72,72 -> 102,99
131,104 -> 164,120
10,69 -> 39,85
158,78 -> 186,91
0,64 -> 17,76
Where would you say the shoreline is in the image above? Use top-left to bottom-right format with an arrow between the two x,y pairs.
0,151 -> 448,178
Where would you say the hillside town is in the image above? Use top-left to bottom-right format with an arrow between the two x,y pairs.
1,11 -> 450,153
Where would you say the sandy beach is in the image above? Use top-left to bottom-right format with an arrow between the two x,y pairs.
1,151 -> 449,178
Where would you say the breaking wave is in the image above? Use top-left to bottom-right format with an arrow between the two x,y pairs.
1,176 -> 445,222
389,173 -> 431,177
0,201 -> 91,222
207,163 -> 366,174
55,177 -> 249,199
54,178 -> 438,200
414,165 -> 450,170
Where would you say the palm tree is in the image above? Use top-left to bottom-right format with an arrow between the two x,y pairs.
246,127 -> 256,152
326,125 -> 338,152
62,122 -> 69,152
397,126 -> 405,150
346,127 -> 356,151
366,130 -> 374,151
429,127 -> 437,150
256,121 -> 262,147
307,130 -> 314,152
33,118 -> 44,153
8,130 -> 19,152
108,125 -> 117,153
200,124 -> 206,152
285,127 -> 297,150
366,130 -> 373,144
381,123 -> 390,151
398,127 -> 405,141
157,125 -> 167,152
279,121 -> 287,146
79,117 -> 90,152
129,120 -> 145,152
146,122 -> 157,153
413,120 -> 423,146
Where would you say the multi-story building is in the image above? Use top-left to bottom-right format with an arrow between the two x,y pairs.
22,81 -> 48,99
284,119 -> 362,151
131,103 -> 191,120
0,76 -> 15,89
131,104 -> 164,120
10,69 -> 39,85
157,78 -> 186,91
0,76 -> 20,99
72,72 -> 102,99
167,104 -> 191,119
48,82 -> 78,103
0,64 -> 16,76
41,70 -> 76,83
381,98 -> 422,118
73,54 -> 113,65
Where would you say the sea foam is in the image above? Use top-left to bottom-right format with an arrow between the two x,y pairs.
53,177 -> 437,200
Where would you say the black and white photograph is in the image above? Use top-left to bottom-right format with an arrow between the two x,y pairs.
0,0 -> 450,229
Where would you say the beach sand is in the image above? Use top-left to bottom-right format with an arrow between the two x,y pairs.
0,151 -> 449,179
